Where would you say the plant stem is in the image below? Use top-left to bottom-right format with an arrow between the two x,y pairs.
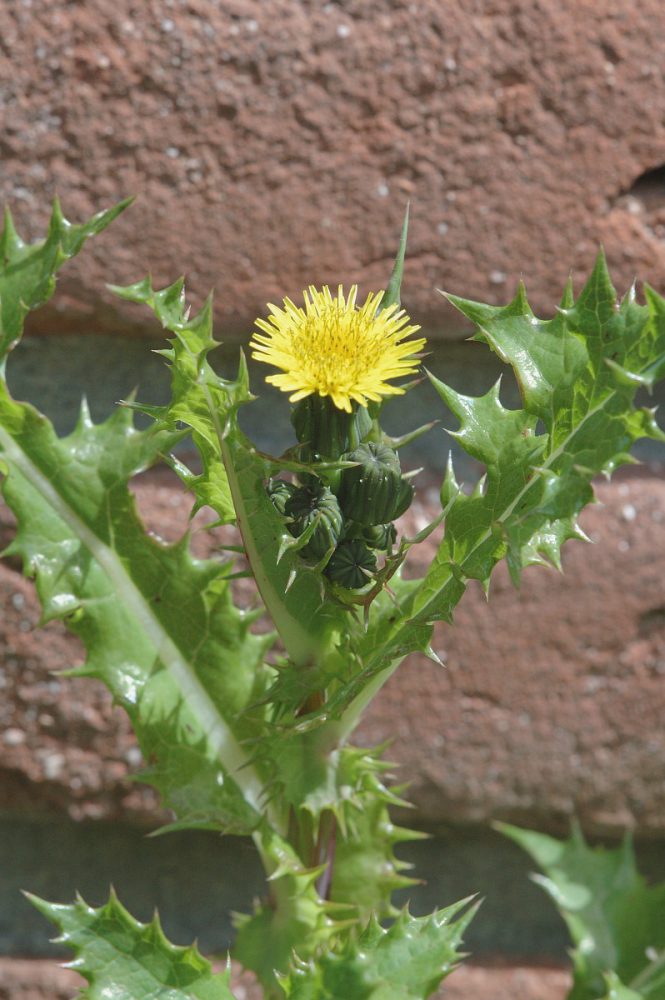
629,949 -> 665,992
322,655 -> 405,748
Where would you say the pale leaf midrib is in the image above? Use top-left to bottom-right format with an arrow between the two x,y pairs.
0,424 -> 269,821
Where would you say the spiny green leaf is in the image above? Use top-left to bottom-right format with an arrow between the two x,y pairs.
329,772 -> 424,922
27,889 -> 238,999
341,256 -> 665,710
382,205 -> 409,312
499,823 -> 665,1000
232,746 -> 426,989
0,197 -> 132,359
280,898 -> 477,1000
233,826 -> 353,993
111,275 -> 238,525
253,739 -> 422,924
0,386 -> 277,835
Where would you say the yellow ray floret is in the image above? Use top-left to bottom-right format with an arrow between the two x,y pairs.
250,285 -> 426,413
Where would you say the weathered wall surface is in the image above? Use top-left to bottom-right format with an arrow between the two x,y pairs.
2,0 -> 665,336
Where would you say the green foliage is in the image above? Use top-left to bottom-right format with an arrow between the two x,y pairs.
0,198 -> 132,359
328,253 -> 665,729
382,203 -> 409,312
0,381 -> 276,834
28,890 -> 238,999
279,899 -> 476,1000
500,824 -> 665,1000
1,200 -> 664,999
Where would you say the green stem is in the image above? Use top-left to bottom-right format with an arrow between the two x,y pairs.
204,382 -> 329,667
320,655 -> 405,750
221,431 -> 325,665
629,949 -> 665,992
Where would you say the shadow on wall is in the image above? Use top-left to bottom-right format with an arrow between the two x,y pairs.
4,816 -> 665,961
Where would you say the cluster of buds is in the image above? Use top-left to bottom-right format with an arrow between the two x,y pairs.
266,395 -> 415,591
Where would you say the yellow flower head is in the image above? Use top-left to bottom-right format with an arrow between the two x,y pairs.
250,285 -> 426,413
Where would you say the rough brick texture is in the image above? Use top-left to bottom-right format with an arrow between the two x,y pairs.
2,1 -> 665,336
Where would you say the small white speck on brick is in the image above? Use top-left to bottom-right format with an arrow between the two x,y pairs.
621,503 -> 637,522
437,221 -> 449,235
3,728 -> 26,746
125,746 -> 143,768
376,182 -> 389,197
161,18 -> 175,32
43,752 -> 66,780
336,23 -> 351,38
489,270 -> 507,285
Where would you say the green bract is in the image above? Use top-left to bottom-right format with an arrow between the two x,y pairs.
291,394 -> 372,459
0,200 -> 663,1000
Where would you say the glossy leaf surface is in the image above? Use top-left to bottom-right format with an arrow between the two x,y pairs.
29,891 -> 238,999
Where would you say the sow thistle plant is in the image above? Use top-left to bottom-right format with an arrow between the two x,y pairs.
1,199 -> 665,1000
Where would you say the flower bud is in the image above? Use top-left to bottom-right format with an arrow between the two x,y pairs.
337,442 -> 414,526
362,522 -> 397,551
285,482 -> 343,562
266,478 -> 298,517
325,539 -> 377,589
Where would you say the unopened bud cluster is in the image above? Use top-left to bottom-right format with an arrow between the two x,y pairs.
266,395 -> 414,590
